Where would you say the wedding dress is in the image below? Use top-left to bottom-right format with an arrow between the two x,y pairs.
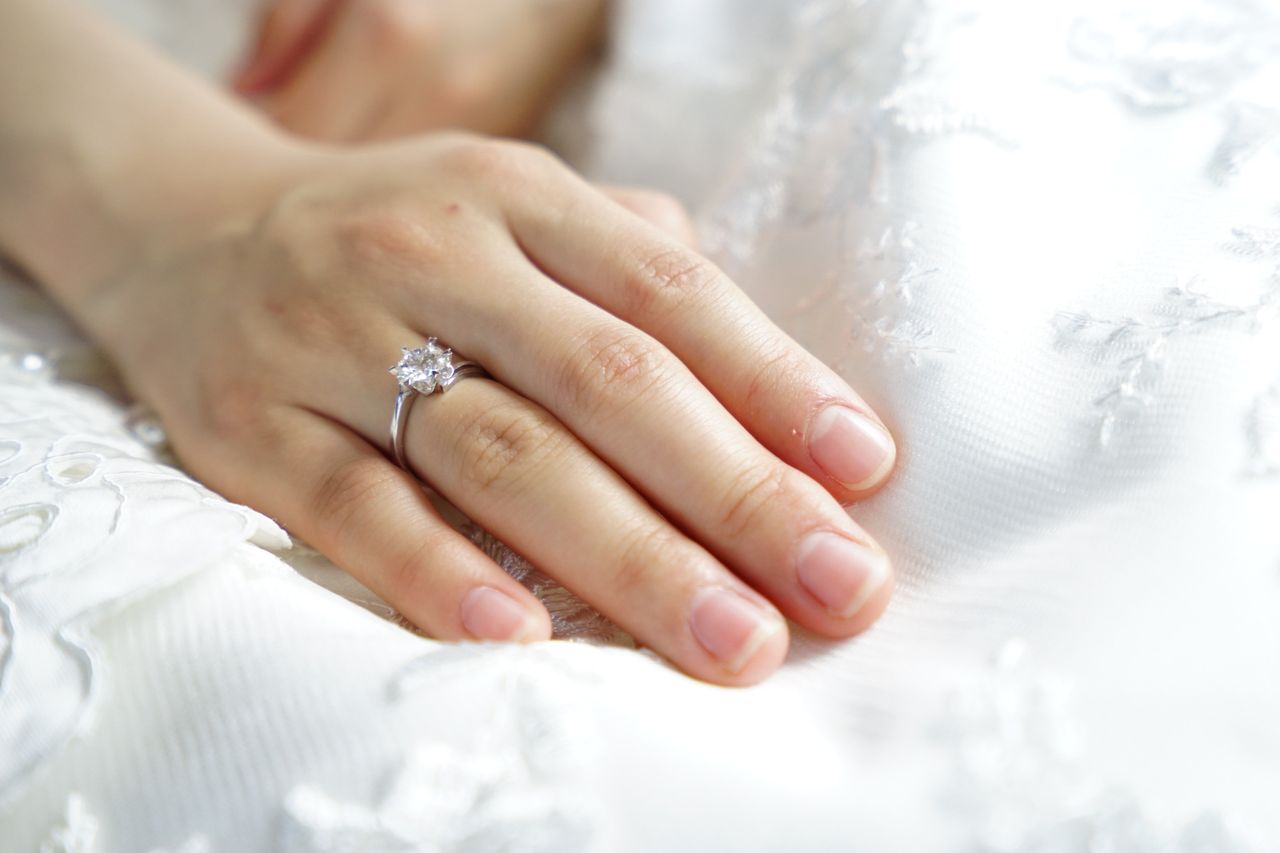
3,0 -> 1279,850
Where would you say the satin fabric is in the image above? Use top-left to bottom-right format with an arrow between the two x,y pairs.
3,0 -> 1279,849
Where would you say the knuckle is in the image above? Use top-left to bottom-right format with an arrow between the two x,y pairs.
718,463 -> 795,539
557,324 -> 671,415
455,402 -> 563,493
334,206 -> 445,269
198,374 -> 270,441
494,139 -> 561,172
255,188 -> 446,282
624,245 -> 724,319
613,523 -> 683,598
442,140 -> 516,178
384,528 -> 451,603
311,456 -> 399,539
442,139 -> 559,182
742,343 -> 808,418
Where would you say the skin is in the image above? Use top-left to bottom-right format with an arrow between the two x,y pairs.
232,0 -> 609,140
0,0 -> 897,686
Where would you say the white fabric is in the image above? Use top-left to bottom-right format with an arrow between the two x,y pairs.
3,0 -> 1280,849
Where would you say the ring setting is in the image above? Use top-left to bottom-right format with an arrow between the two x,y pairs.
388,337 -> 486,470
390,338 -> 460,395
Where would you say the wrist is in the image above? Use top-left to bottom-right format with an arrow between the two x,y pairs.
0,0 -> 330,317
2,120 -> 315,305
84,134 -> 347,360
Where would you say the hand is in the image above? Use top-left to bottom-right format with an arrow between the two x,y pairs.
231,0 -> 606,140
83,133 -> 898,686
0,0 -> 895,686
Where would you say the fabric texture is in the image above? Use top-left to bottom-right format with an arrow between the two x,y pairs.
2,0 -> 1279,849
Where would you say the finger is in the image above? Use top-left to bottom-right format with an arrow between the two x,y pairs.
358,66 -> 457,142
508,177 -> 897,504
266,306 -> 788,681
203,405 -> 552,643
597,186 -> 697,247
255,5 -> 386,141
232,0 -> 341,94
391,241 -> 893,638
386,373 -> 790,685
360,0 -> 607,139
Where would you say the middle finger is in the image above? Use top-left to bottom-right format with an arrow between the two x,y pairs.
413,246 -> 894,637
326,342 -> 790,684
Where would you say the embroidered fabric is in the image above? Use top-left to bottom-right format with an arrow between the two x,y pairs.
3,0 -> 1280,849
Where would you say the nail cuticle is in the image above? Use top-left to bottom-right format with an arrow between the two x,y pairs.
688,586 -> 783,674
806,404 -> 896,491
793,530 -> 890,619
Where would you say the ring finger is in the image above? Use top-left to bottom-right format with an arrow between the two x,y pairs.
395,247 -> 893,638
331,340 -> 789,685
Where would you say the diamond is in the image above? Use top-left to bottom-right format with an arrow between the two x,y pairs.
389,338 -> 456,394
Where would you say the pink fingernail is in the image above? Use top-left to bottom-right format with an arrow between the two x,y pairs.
461,586 -> 535,642
688,587 -> 782,673
808,405 -> 895,490
795,531 -> 889,618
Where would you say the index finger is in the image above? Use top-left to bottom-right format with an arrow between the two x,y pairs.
506,180 -> 897,504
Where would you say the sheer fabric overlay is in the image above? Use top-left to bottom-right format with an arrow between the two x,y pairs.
3,0 -> 1279,850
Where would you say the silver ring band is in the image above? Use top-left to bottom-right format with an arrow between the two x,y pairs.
388,339 -> 487,472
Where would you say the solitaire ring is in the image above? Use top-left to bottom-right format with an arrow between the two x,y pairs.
388,338 -> 488,471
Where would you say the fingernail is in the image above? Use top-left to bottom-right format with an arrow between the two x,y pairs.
689,587 -> 782,674
795,531 -> 890,618
461,586 -> 536,642
808,405 -> 895,491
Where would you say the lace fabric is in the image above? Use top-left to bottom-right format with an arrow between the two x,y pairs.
4,0 -> 1280,849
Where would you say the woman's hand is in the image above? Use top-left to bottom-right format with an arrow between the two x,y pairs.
89,134 -> 898,685
232,0 -> 606,140
0,0 -> 895,686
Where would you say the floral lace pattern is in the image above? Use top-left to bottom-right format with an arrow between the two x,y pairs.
1063,0 -> 1280,111
879,0 -> 1017,147
1245,378 -> 1280,477
0,327 -> 288,806
32,646 -> 601,853
1054,269 -> 1280,448
936,640 -> 1264,853
6,0 -> 1280,848
40,794 -> 210,853
1208,102 -> 1280,185
699,0 -> 964,372
280,645 -> 600,853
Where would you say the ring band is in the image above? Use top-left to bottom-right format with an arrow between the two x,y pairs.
388,338 -> 487,471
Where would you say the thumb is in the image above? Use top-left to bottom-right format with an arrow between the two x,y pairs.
232,0 -> 340,95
